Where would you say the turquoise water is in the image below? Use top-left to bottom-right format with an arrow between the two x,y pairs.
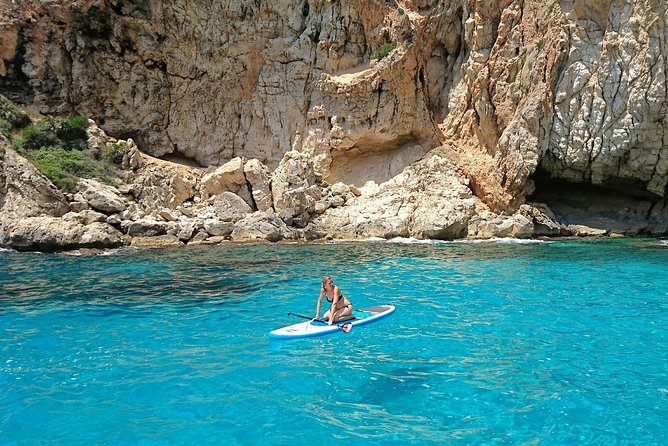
1,239 -> 667,445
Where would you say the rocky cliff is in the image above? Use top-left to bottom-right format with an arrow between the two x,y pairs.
0,0 -> 666,251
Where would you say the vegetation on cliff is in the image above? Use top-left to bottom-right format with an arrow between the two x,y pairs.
0,94 -> 30,142
0,95 -> 124,191
372,43 -> 395,60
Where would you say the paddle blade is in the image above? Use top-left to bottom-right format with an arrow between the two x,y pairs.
341,323 -> 352,333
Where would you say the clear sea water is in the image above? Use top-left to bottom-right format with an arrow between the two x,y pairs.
1,238 -> 667,445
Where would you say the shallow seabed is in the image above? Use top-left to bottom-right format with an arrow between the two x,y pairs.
1,238 -> 667,445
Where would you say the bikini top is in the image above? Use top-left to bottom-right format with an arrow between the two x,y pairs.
326,292 -> 345,303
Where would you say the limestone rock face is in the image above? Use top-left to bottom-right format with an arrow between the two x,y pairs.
313,154 -> 477,239
0,146 -> 70,218
1,0 -> 667,244
544,1 -> 668,197
438,0 -> 668,211
271,151 -> 321,227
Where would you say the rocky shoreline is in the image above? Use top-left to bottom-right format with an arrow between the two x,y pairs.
1,1 -> 667,252
2,122 -> 663,253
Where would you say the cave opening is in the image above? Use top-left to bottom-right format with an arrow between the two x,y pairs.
527,166 -> 662,235
159,144 -> 203,168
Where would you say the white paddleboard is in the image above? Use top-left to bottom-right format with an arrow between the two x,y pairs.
269,304 -> 395,339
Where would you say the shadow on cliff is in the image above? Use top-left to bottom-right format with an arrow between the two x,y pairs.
325,134 -> 429,187
528,168 -> 667,235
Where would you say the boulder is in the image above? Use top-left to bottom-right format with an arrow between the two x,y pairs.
468,211 -> 534,239
313,154 -> 476,240
203,219 -> 235,237
211,191 -> 252,222
119,203 -> 147,222
130,234 -> 184,248
86,120 -> 115,151
567,225 -> 609,237
0,216 -> 124,252
231,211 -> 288,242
131,163 -> 197,213
521,203 -> 566,237
78,179 -> 127,214
121,139 -> 143,170
271,151 -> 321,227
174,221 -> 197,241
62,210 -> 108,225
158,208 -> 178,222
124,218 -> 169,237
188,230 -> 210,244
0,148 -> 70,218
200,157 -> 247,200
244,158 -> 273,212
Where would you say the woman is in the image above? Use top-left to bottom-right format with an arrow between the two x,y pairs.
314,276 -> 353,325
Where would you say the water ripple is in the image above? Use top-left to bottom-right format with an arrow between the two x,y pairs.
1,240 -> 667,445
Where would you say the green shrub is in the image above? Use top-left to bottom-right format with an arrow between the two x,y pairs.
12,112 -> 121,190
30,146 -> 85,191
17,115 -> 89,152
0,95 -> 31,130
0,118 -> 12,140
29,145 -> 117,191
101,141 -> 127,164
57,115 -> 89,147
372,43 -> 395,60
17,118 -> 61,152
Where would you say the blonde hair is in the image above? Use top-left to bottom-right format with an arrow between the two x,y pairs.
322,276 -> 332,290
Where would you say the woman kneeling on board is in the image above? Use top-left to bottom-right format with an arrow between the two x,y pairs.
315,276 -> 353,324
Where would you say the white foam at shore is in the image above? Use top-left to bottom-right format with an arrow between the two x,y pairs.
386,237 -> 448,244
327,237 -> 446,244
455,237 -> 552,245
99,247 -> 140,256
328,237 -> 550,245
63,247 -> 142,256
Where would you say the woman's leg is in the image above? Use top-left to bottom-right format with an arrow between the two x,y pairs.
331,305 -> 353,323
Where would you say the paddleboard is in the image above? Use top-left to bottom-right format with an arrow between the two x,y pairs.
269,304 -> 395,339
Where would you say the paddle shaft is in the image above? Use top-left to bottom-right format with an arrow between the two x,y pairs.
287,312 -> 316,321
287,312 -> 352,332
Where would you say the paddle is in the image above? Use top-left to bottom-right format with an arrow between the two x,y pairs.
287,312 -> 352,333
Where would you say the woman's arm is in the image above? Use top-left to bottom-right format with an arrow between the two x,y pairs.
315,289 -> 324,319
